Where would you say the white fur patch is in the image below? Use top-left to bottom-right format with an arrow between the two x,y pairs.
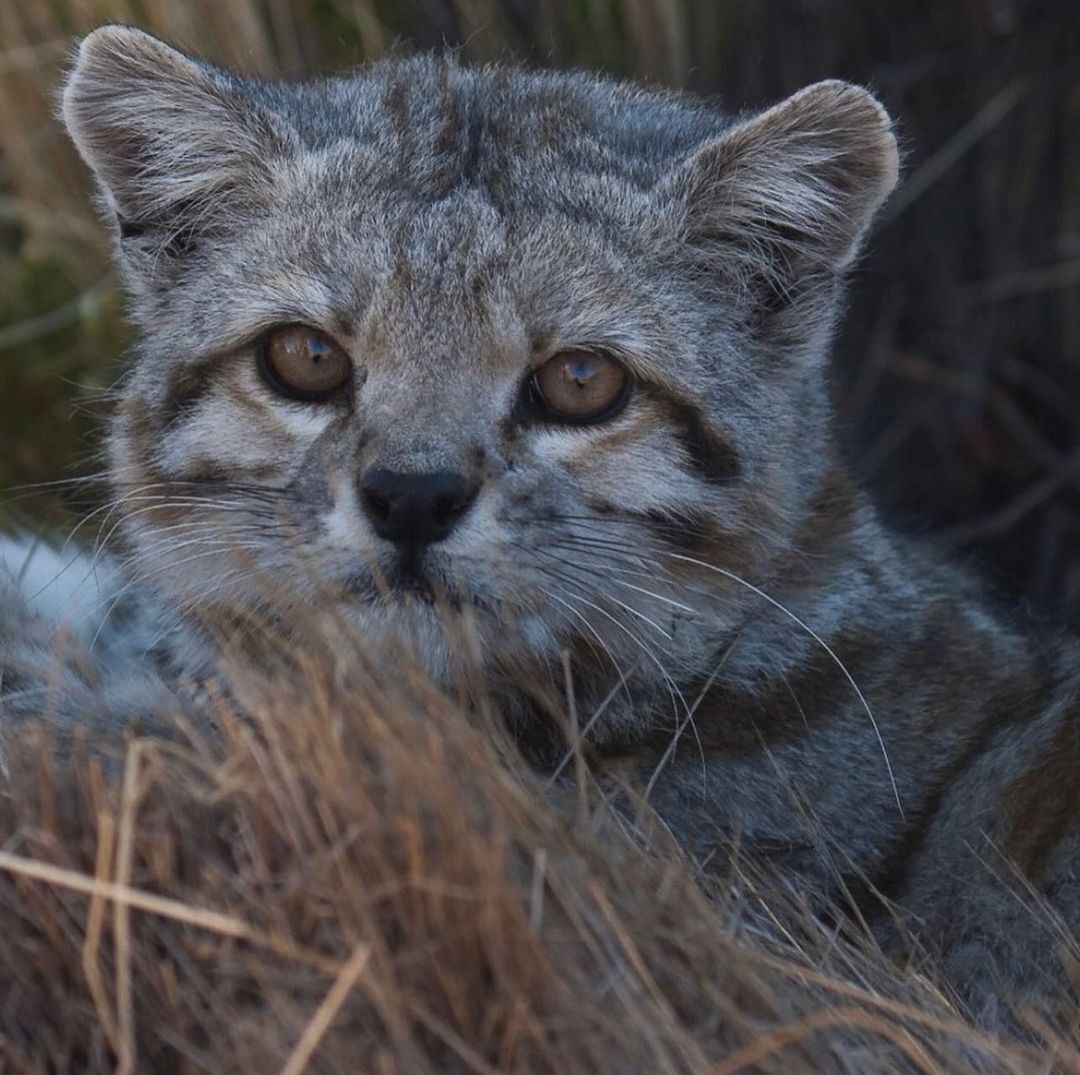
0,534 -> 120,646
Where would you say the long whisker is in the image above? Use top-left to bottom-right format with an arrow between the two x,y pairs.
526,544 -> 689,640
86,544 -> 261,652
25,495 -> 272,613
536,568 -> 692,725
533,515 -> 892,810
610,580 -> 696,615
642,628 -> 744,802
544,660 -> 637,787
509,537 -> 711,783
662,550 -> 904,818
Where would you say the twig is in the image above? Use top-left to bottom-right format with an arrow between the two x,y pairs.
964,259 -> 1080,304
113,742 -> 142,1075
276,942 -> 372,1075
941,447 -> 1080,543
708,1006 -> 941,1075
744,950 -> 1060,1070
0,38 -> 67,76
0,849 -> 342,975
0,195 -> 102,242
82,812 -> 121,1056
0,281 -> 112,352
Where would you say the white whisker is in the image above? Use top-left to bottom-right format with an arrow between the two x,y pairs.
663,550 -> 904,818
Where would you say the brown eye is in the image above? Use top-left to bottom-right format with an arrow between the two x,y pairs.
258,325 -> 352,401
530,349 -> 630,423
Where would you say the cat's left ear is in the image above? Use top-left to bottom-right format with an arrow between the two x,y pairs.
662,80 -> 898,292
61,26 -> 293,254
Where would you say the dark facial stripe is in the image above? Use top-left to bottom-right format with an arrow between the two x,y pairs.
640,507 -> 720,553
663,398 -> 740,486
161,361 -> 213,427
578,498 -> 721,557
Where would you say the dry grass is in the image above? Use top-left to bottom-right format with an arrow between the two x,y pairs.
0,637 -> 1077,1074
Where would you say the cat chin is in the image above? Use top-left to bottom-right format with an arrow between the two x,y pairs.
313,593 -> 493,683
335,592 -> 582,686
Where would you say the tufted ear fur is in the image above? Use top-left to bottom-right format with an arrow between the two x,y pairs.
663,80 -> 898,311
61,25 -> 292,257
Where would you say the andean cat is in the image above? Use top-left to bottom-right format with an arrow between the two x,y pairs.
2,25 -> 1078,1022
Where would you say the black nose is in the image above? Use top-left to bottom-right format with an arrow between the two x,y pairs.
359,468 -> 478,546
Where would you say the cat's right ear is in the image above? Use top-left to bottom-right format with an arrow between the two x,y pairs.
61,26 -> 292,256
658,81 -> 898,316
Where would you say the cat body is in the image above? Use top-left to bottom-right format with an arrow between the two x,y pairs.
2,26 -> 1077,1017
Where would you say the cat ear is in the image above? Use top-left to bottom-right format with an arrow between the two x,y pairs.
663,80 -> 898,296
61,26 -> 291,253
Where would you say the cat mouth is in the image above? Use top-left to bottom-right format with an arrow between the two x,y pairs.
389,548 -> 444,604
344,547 -> 466,609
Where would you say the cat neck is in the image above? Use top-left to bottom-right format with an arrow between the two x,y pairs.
629,458 -> 1069,875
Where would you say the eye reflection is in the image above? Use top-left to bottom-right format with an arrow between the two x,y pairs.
258,325 -> 353,401
530,349 -> 630,423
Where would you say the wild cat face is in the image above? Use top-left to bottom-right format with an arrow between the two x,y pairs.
62,28 -> 896,715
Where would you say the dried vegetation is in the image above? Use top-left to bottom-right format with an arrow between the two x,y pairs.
2,640 -> 1078,1074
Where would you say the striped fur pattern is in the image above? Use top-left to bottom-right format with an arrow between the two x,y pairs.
3,25 -> 1078,1019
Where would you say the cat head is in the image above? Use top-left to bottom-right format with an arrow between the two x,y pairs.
62,26 -> 897,731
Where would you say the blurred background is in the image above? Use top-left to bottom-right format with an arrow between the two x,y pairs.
1,0 -> 1078,622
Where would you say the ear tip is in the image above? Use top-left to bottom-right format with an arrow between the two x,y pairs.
67,24 -> 184,88
60,23 -> 219,187
65,25 -> 149,100
62,24 -> 194,132
795,79 -> 899,191
796,79 -> 894,130
72,24 -> 159,69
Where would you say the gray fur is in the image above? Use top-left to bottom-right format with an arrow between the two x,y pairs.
2,25 -> 1077,1020
0,536 -> 191,740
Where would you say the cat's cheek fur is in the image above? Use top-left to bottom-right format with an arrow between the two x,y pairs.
155,359 -> 338,476
534,426 -> 712,517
